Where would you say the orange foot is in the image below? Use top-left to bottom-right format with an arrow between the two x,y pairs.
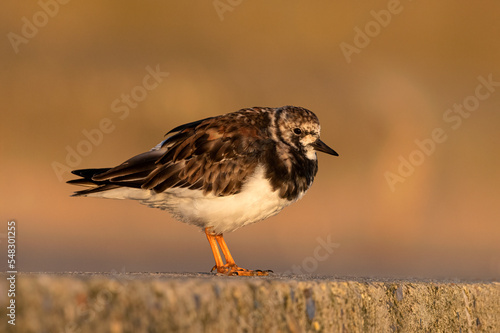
205,228 -> 273,276
211,264 -> 273,276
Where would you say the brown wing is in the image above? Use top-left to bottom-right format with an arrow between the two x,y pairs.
71,110 -> 271,197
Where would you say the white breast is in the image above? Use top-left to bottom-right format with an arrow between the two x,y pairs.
86,166 -> 303,233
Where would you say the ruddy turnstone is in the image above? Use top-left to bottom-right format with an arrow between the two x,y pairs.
68,106 -> 338,276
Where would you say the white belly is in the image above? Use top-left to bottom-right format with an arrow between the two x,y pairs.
86,166 -> 303,234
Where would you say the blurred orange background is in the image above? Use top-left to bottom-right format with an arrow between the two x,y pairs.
1,1 -> 499,279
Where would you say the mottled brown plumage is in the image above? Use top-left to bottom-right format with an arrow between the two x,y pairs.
68,105 -> 338,276
69,106 -> 337,199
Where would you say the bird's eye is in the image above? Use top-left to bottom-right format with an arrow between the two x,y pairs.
293,128 -> 302,135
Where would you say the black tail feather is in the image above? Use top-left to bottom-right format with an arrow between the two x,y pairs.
71,168 -> 111,179
67,167 -> 149,196
67,168 -> 113,196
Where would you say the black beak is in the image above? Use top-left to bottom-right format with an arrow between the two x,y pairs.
311,139 -> 338,156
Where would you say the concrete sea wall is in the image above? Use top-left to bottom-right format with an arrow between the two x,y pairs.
1,273 -> 499,332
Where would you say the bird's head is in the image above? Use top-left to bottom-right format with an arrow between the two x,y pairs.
276,106 -> 338,160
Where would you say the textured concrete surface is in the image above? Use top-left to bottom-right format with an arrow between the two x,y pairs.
1,272 -> 499,332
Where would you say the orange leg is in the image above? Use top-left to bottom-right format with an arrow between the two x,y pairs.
214,234 -> 236,266
205,227 -> 224,269
204,228 -> 271,276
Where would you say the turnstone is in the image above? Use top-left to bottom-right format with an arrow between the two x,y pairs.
68,106 -> 338,276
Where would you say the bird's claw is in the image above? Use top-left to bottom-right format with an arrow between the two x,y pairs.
210,264 -> 272,276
